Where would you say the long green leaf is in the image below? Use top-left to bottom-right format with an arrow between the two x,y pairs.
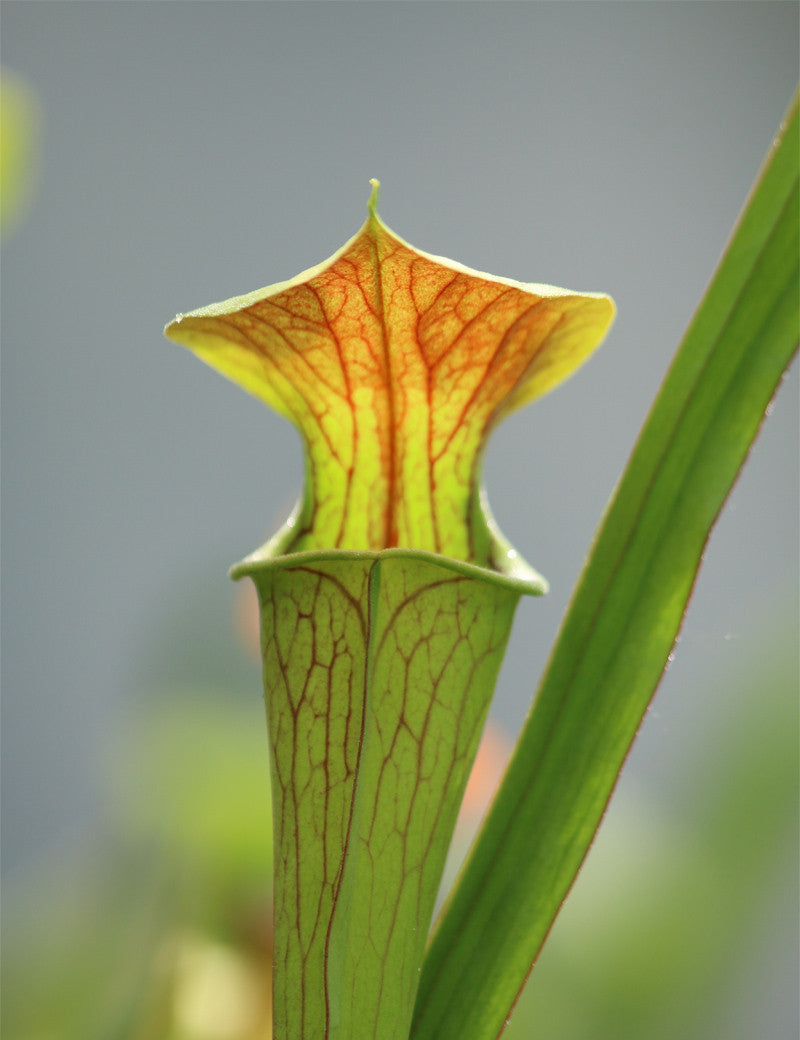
412,92 -> 799,1040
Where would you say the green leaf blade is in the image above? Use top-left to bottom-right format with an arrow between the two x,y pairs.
412,94 -> 799,1040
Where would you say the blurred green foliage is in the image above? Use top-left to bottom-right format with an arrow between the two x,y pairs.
0,70 -> 39,236
2,578 -> 796,1039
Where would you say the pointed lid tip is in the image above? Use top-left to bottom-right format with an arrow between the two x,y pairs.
367,178 -> 380,218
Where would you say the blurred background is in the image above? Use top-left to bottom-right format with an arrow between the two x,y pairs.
2,3 -> 797,1038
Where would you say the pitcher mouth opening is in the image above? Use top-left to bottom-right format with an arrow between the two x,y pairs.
230,544 -> 547,598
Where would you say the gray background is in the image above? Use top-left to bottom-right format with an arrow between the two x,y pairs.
2,0 -> 797,1029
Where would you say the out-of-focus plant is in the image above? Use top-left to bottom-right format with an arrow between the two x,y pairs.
0,69 -> 39,237
163,87 -> 798,1040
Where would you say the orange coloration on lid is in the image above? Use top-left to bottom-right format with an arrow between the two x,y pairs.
166,183 -> 614,571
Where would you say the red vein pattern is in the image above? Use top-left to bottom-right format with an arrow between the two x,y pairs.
255,553 -> 522,1040
166,192 -> 614,568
